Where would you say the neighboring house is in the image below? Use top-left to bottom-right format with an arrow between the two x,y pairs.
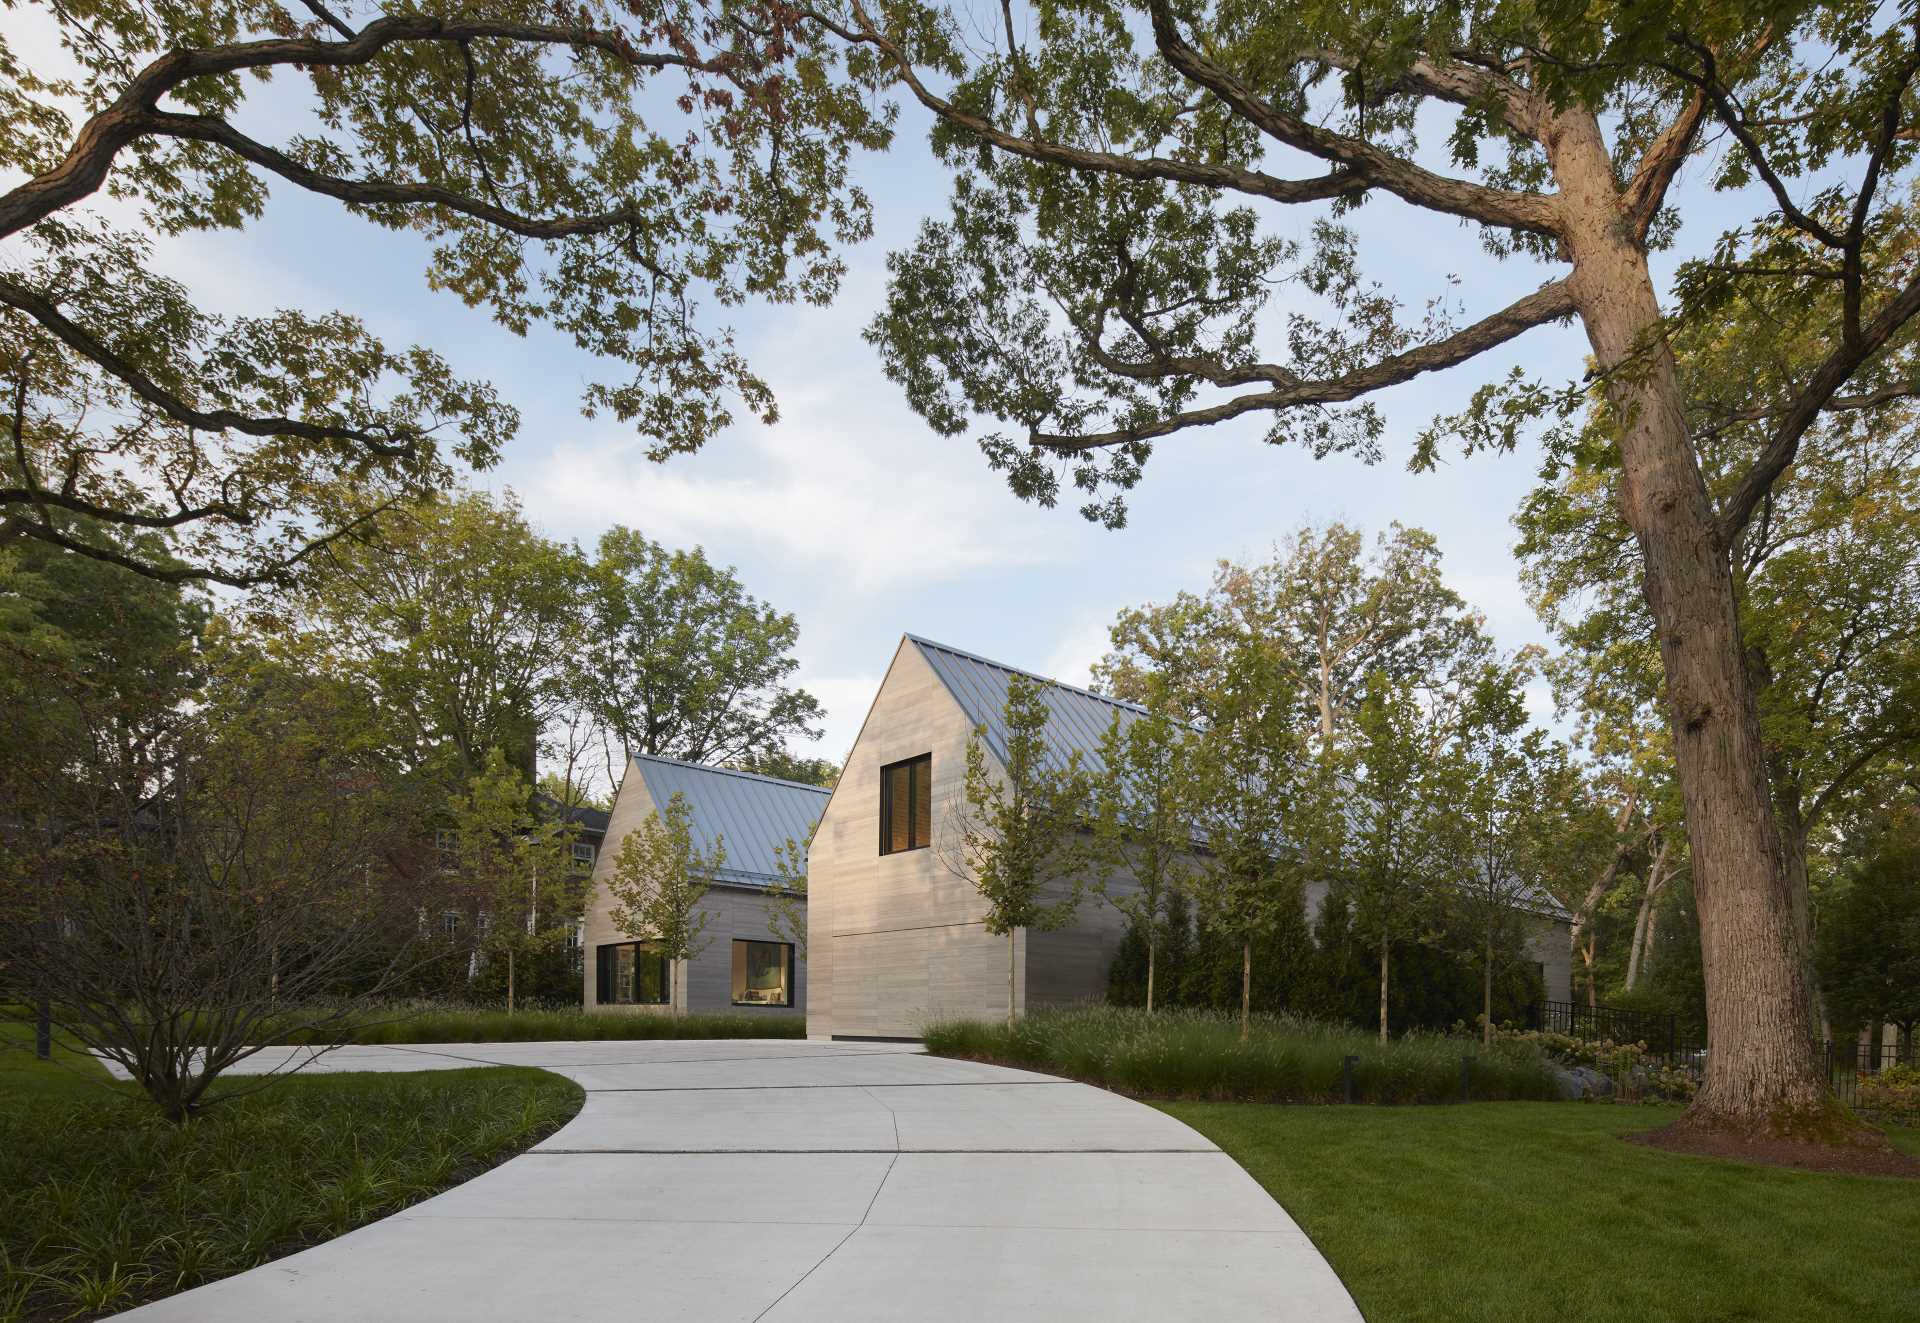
582,755 -> 827,1018
807,635 -> 1573,1040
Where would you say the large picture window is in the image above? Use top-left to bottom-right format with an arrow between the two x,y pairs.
880,753 -> 931,854
731,939 -> 794,1007
596,941 -> 669,1005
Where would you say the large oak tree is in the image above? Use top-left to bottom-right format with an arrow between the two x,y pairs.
820,0 -> 1920,1140
0,0 -> 889,585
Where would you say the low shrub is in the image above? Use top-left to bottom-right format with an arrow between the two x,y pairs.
0,1065 -> 580,1320
922,1005 -> 1558,1104
1484,1026 -> 1699,1103
1856,1064 -> 1920,1122
262,1000 -> 805,1044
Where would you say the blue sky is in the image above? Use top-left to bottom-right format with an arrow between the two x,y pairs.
10,11 -> 1761,782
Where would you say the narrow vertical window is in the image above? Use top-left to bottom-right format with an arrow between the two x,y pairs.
880,753 -> 931,854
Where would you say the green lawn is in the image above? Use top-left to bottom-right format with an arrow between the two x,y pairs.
1163,1100 -> 1920,1323
0,1022 -> 582,1322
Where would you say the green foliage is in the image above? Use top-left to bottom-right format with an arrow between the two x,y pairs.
923,1005 -> 1558,1104
0,1065 -> 580,1320
945,674 -> 1092,1020
445,751 -> 587,1012
1095,522 -> 1487,737
572,527 -> 826,768
603,793 -> 724,999
1167,1101 -> 1920,1323
2,0 -> 892,583
1088,704 -> 1199,1012
1856,1065 -> 1920,1122
296,490 -> 580,782
1817,819 -> 1920,1038
264,1003 -> 804,1044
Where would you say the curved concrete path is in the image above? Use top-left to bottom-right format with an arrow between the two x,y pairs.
110,1040 -> 1361,1322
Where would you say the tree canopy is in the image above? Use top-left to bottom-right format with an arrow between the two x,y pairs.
1,0 -> 892,584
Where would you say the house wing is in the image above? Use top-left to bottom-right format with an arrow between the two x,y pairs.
628,755 -> 830,888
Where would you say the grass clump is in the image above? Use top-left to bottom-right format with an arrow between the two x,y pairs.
0,1021 -> 581,1321
267,1001 -> 805,1045
922,1005 -> 1557,1104
1166,1100 -> 1920,1323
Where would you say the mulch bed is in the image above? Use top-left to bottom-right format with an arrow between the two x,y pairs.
1627,1122 -> 1920,1178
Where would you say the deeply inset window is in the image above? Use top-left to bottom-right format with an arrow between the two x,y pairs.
597,941 -> 669,1005
880,753 -> 931,854
732,939 -> 794,1007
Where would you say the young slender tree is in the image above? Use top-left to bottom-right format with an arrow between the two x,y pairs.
829,0 -> 1920,1141
764,825 -> 814,958
942,675 -> 1090,1026
1450,662 -> 1562,1044
1342,675 -> 1450,1043
1186,640 -> 1315,1042
603,793 -> 724,1011
1088,703 -> 1200,1014
446,751 -> 586,1014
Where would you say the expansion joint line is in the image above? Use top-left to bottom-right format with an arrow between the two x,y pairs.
748,1087 -> 902,1322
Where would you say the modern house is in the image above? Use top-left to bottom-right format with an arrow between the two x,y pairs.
581,754 -> 827,1018
806,635 -> 1573,1040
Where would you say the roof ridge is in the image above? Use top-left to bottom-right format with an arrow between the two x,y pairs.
630,752 -> 832,795
904,633 -> 1147,716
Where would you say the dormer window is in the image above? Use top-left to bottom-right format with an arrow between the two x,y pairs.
880,753 -> 931,854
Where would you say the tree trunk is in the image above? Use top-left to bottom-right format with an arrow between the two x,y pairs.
1549,109 -> 1845,1138
1146,926 -> 1157,1015
1008,928 -> 1017,1028
1240,938 -> 1251,1044
1582,933 -> 1597,1009
1482,922 -> 1494,1047
1626,837 -> 1670,991
1775,792 -> 1826,1029
1569,791 -> 1640,994
1378,940 -> 1389,1044
507,947 -> 516,1015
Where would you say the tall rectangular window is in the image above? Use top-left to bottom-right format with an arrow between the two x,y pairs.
731,939 -> 794,1007
880,753 -> 931,854
596,941 -> 669,1005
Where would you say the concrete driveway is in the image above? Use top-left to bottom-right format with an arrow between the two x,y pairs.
110,1039 -> 1361,1322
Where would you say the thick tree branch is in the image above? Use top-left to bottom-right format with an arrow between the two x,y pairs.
1718,271 -> 1920,542
0,275 -> 423,457
1033,279 -> 1575,453
146,111 -> 667,266
799,4 -> 1366,206
1144,0 -> 1561,235
0,15 -> 722,242
1622,89 -> 1707,241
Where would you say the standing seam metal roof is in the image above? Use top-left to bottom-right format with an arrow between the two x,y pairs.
907,634 -> 1145,778
905,635 -> 1572,927
628,754 -> 829,888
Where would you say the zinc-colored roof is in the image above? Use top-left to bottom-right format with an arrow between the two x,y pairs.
629,755 -> 828,888
907,634 -> 1144,776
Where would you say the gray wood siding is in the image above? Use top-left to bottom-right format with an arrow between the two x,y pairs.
583,767 -> 805,1018
809,641 -> 1022,1036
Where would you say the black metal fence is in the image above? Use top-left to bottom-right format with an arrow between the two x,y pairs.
1824,1038 -> 1913,1110
1525,1000 -> 1684,1057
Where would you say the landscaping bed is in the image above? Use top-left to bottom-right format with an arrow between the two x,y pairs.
1166,1100 -> 1920,1323
0,1023 -> 582,1321
921,1006 -> 1559,1104
266,1003 -> 806,1044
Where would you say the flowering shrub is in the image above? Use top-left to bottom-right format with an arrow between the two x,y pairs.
1482,1025 -> 1699,1103
1856,1064 -> 1920,1122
